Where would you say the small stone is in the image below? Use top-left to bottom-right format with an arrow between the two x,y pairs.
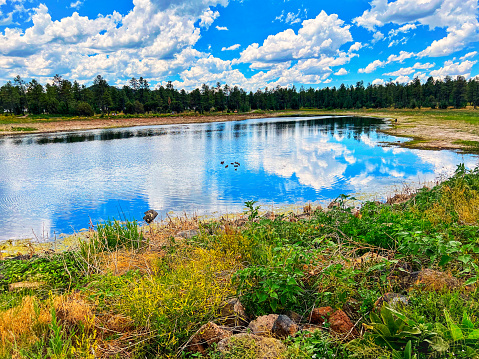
248,314 -> 279,337
329,310 -> 357,336
309,306 -> 333,325
143,209 -> 158,224
187,322 -> 232,354
176,229 -> 200,239
218,333 -> 286,359
272,315 -> 298,339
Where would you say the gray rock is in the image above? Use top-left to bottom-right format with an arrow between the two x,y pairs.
143,209 -> 158,224
248,314 -> 279,337
272,315 -> 298,339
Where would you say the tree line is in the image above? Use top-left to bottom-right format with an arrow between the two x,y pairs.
1,74 -> 479,116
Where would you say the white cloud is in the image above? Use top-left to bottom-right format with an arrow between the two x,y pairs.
354,0 -> 479,58
216,25 -> 228,31
199,9 -> 219,29
387,51 -> 414,63
0,0 -> 230,84
348,42 -> 363,52
388,36 -> 408,47
372,31 -> 384,43
383,62 -> 434,76
394,75 -> 411,83
358,59 -> 386,74
429,59 -> 477,79
372,78 -> 385,85
353,0 -> 444,31
275,9 -> 307,25
460,51 -> 477,60
0,12 -> 13,26
389,23 -> 417,37
221,44 -> 240,51
334,68 -> 348,75
70,1 -> 83,9
239,10 -> 352,63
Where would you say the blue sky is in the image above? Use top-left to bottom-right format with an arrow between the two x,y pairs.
0,0 -> 478,91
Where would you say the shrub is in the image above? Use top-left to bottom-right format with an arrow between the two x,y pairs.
76,102 -> 94,116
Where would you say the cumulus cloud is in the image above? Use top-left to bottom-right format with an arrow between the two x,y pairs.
383,62 -> 435,76
239,11 -> 352,63
216,25 -> 228,30
0,0 -> 229,84
429,59 -> 478,79
354,0 -> 479,58
199,9 -> 219,28
372,78 -> 385,85
372,31 -> 384,43
358,59 -> 386,74
334,68 -> 348,75
221,44 -> 240,51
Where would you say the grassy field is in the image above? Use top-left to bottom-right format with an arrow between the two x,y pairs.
2,166 -> 479,358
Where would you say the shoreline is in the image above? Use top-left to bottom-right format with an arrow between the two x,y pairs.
2,109 -> 479,152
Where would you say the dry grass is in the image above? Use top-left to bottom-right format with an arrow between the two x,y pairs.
0,296 -> 50,355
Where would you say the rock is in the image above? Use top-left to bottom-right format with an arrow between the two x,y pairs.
262,211 -> 275,220
143,209 -> 158,224
187,322 -> 232,354
329,310 -> 358,336
248,314 -> 279,337
176,229 -> 200,239
219,298 -> 249,328
309,307 -> 357,337
286,311 -> 302,324
309,307 -> 333,325
272,315 -> 298,339
9,281 -> 45,291
408,269 -> 462,292
315,205 -> 323,213
218,333 -> 286,359
374,293 -> 409,309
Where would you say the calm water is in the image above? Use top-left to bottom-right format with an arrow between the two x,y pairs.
0,116 -> 477,241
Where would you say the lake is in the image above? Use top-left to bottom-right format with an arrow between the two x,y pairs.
0,116 -> 477,241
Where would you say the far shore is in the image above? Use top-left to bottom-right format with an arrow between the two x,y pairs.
2,108 -> 479,152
